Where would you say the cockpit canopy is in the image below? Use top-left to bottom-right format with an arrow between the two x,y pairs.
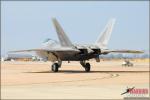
43,38 -> 52,43
42,38 -> 59,48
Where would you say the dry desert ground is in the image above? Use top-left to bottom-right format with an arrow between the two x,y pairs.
1,60 -> 150,99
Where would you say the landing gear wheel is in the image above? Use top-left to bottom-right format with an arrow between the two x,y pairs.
84,63 -> 91,72
51,63 -> 59,72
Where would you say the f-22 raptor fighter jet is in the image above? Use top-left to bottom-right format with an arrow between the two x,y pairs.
10,18 -> 143,72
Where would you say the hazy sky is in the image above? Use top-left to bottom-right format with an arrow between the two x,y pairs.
1,1 -> 149,56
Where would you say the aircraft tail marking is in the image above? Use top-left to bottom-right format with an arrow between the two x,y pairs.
95,19 -> 116,49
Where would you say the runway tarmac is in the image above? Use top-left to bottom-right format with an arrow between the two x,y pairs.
1,60 -> 149,99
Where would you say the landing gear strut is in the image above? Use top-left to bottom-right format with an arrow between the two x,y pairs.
80,61 -> 91,72
51,61 -> 62,72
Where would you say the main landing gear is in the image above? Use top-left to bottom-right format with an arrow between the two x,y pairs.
51,61 -> 62,72
80,61 -> 91,72
51,61 -> 91,72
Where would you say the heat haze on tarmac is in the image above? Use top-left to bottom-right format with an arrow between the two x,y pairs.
1,60 -> 149,99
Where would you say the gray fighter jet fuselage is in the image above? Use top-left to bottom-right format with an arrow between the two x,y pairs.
9,18 -> 143,72
42,39 -> 100,61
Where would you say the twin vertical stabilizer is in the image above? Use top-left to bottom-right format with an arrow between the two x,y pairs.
95,19 -> 116,49
52,18 -> 74,48
52,18 -> 115,49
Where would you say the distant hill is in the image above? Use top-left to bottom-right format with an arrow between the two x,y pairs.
6,53 -> 33,59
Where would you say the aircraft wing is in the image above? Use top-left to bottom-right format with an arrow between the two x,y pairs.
9,48 -> 80,53
101,49 -> 144,54
9,49 -> 50,53
8,48 -> 80,62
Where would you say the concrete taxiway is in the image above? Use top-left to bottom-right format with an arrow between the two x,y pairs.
1,60 -> 149,99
